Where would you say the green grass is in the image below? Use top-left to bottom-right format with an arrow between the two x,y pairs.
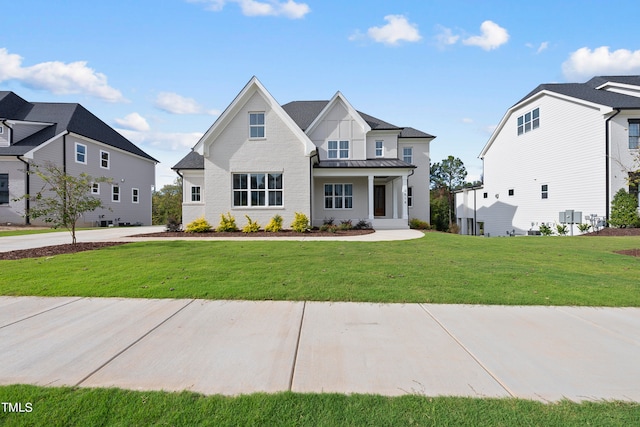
2,233 -> 640,306
0,385 -> 638,426
0,228 -> 66,237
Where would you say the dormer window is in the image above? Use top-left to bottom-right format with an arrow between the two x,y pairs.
249,112 -> 265,138
328,140 -> 349,159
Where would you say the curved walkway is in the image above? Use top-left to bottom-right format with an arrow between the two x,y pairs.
0,227 -> 424,252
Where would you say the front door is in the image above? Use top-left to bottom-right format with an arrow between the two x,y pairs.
374,185 -> 385,216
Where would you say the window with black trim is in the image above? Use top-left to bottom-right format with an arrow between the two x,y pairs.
112,185 -> 120,202
233,173 -> 282,207
191,186 -> 201,202
132,188 -> 139,203
541,184 -> 548,199
517,108 -> 539,135
324,183 -> 353,209
629,120 -> 640,149
407,187 -> 413,207
483,192 -> 488,199
0,173 -> 8,204
508,189 -> 515,196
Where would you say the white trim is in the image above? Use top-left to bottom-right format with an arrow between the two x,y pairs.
111,184 -> 120,202
375,140 -> 384,158
305,91 -> 371,137
100,149 -> 110,169
75,142 -> 87,164
248,111 -> 266,139
91,182 -> 100,195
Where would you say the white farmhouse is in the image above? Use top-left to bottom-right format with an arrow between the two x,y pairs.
173,77 -> 435,229
456,76 -> 640,236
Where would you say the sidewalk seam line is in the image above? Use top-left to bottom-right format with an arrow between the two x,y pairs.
0,297 -> 85,330
74,298 -> 196,387
419,304 -> 516,398
288,300 -> 307,391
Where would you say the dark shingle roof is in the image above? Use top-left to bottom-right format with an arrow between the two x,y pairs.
172,150 -> 204,170
515,76 -> 640,109
0,92 -> 157,162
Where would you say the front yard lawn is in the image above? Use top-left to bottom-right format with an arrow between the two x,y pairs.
1,233 -> 639,306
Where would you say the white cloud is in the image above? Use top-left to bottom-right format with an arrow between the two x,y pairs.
155,92 -> 220,115
0,48 -> 125,102
114,112 -> 150,132
366,15 -> 421,46
117,128 -> 203,152
562,46 -> 640,81
434,25 -> 459,49
187,0 -> 309,18
536,41 -> 549,54
462,20 -> 509,51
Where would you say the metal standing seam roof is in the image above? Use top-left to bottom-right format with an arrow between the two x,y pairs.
0,91 -> 157,162
314,159 -> 416,168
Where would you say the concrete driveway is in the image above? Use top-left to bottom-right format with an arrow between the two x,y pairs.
1,297 -> 638,402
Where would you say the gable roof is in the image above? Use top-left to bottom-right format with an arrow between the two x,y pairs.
480,75 -> 640,158
0,91 -> 157,162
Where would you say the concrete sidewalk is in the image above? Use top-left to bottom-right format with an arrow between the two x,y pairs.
0,227 -> 424,252
1,296 -> 638,402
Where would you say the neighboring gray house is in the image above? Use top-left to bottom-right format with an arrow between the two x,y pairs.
0,91 -> 157,226
456,75 -> 640,236
173,77 -> 434,229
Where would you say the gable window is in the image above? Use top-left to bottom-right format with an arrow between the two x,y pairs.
191,186 -> 201,202
249,112 -> 265,138
407,186 -> 413,208
324,183 -> 353,209
403,147 -> 413,164
483,192 -> 488,199
541,184 -> 548,199
91,183 -> 100,195
375,140 -> 383,157
100,150 -> 110,169
75,143 -> 87,164
629,120 -> 640,149
233,173 -> 283,207
517,107 -> 539,135
132,188 -> 139,203
112,185 -> 120,202
508,188 -> 515,196
328,140 -> 349,159
0,173 -> 8,204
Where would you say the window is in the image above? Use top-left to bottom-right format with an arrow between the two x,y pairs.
629,173 -> 640,207
328,140 -> 349,159
375,140 -> 383,157
508,189 -> 515,196
232,173 -> 283,207
541,184 -> 548,199
402,147 -> 413,164
0,173 -> 8,204
517,107 -> 539,135
249,112 -> 265,138
483,192 -> 488,199
0,127 -> 4,134
112,185 -> 120,202
629,120 -> 640,149
191,186 -> 201,202
100,150 -> 110,169
324,183 -> 353,209
75,143 -> 87,164
132,188 -> 139,203
407,187 -> 413,207
91,183 -> 100,195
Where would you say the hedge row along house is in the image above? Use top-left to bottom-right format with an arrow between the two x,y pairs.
173,77 -> 435,230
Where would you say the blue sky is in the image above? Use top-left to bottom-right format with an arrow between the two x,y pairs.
2,0 -> 640,188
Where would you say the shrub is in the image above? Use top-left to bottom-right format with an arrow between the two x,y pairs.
185,217 -> 212,233
242,215 -> 260,233
556,224 -> 568,236
166,216 -> 182,232
353,219 -> 372,230
319,224 -> 338,233
609,188 -> 640,228
322,217 -> 335,226
539,223 -> 553,236
217,212 -> 238,232
577,223 -> 591,233
448,223 -> 460,234
265,214 -> 283,232
338,219 -> 353,230
409,218 -> 430,230
291,212 -> 310,233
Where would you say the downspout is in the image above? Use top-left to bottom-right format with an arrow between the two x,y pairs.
17,156 -> 30,225
605,109 -> 621,221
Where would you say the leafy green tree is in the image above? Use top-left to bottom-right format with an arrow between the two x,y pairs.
152,178 -> 182,225
16,162 -> 109,244
430,156 -> 467,228
430,187 -> 450,231
609,188 -> 640,228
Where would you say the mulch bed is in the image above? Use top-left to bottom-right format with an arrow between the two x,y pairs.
0,242 -> 126,261
135,229 -> 375,238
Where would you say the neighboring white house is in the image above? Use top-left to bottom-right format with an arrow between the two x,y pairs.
456,75 -> 640,236
173,77 -> 435,229
0,91 -> 157,226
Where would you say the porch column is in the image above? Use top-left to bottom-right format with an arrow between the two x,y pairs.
402,174 -> 408,220
368,175 -> 374,220
392,179 -> 398,219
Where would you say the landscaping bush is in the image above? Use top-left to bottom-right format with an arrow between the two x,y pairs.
539,223 -> 553,236
609,188 -> 640,228
338,219 -> 353,230
556,224 -> 569,236
265,214 -> 283,232
319,224 -> 338,233
291,212 -> 310,233
242,215 -> 260,233
577,223 -> 591,233
322,217 -> 335,226
409,218 -> 430,230
217,212 -> 238,232
185,217 -> 212,233
353,219 -> 372,230
166,216 -> 182,232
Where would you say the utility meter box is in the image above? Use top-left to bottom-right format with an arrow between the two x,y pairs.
559,210 -> 582,224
